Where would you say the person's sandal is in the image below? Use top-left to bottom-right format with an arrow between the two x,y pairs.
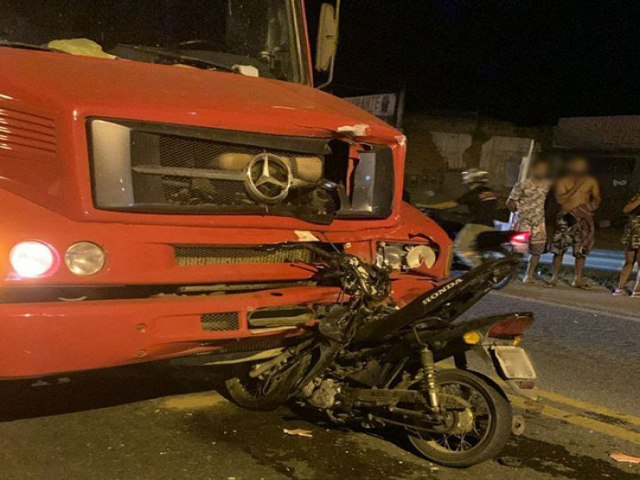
612,289 -> 626,297
632,292 -> 640,298
571,281 -> 591,290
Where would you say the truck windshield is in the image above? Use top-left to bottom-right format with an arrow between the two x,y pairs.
0,0 -> 307,83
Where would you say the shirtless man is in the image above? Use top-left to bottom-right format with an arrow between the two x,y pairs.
548,157 -> 601,288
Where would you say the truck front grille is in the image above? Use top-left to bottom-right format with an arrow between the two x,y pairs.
90,119 -> 340,225
156,135 -> 309,209
174,245 -> 314,267
90,119 -> 395,224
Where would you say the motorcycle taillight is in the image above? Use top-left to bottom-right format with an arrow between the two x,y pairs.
488,314 -> 535,339
510,232 -> 531,245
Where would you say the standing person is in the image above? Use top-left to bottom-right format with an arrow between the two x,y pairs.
507,160 -> 552,283
454,169 -> 499,261
613,192 -> 640,297
547,157 -> 601,288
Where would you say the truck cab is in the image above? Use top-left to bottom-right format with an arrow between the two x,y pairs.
0,0 -> 451,379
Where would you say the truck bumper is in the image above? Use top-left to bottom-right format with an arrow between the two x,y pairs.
0,286 -> 340,379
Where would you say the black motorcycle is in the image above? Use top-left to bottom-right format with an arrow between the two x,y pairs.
225,248 -> 537,468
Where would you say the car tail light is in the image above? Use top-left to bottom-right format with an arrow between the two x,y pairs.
488,314 -> 535,339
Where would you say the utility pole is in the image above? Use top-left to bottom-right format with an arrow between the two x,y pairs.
396,86 -> 406,130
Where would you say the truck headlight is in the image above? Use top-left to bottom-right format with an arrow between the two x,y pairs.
406,245 -> 438,269
378,243 -> 439,271
380,245 -> 405,271
10,241 -> 57,278
65,242 -> 106,276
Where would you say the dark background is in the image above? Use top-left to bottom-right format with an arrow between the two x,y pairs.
309,0 -> 640,126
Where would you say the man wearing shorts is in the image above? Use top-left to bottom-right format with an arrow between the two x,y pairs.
507,160 -> 552,283
548,157 -> 601,288
613,193 -> 640,297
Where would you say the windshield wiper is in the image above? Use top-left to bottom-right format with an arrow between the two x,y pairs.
121,45 -> 237,73
0,41 -> 62,53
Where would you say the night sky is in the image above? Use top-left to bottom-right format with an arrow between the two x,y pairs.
318,0 -> 640,125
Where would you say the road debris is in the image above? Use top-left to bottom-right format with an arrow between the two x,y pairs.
610,452 -> 640,464
283,428 -> 313,438
498,456 -> 523,468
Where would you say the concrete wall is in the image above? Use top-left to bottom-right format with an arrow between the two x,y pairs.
480,136 -> 538,188
403,113 -> 548,204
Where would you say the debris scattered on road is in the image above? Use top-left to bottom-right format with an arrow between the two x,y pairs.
610,452 -> 640,464
31,380 -> 50,388
283,428 -> 313,438
498,456 -> 523,468
512,415 -> 527,436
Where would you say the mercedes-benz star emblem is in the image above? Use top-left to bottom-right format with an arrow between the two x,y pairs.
245,153 -> 292,204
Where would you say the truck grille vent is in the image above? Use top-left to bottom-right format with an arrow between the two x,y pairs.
157,135 -> 312,208
175,245 -> 314,266
201,312 -> 239,332
218,337 -> 284,355
0,107 -> 56,156
248,306 -> 316,329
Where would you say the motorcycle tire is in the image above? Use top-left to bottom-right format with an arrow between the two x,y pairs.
407,369 -> 512,468
224,358 -> 308,412
482,249 -> 516,291
491,274 -> 514,291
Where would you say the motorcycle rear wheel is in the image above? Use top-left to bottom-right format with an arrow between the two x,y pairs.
407,369 -> 512,468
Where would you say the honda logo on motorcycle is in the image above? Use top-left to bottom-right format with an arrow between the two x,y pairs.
422,278 -> 463,305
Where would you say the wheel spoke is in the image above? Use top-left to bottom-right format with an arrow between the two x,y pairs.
411,377 -> 494,455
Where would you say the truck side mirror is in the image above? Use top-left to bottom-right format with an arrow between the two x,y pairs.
315,1 -> 340,89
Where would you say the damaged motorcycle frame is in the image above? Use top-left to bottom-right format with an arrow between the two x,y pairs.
226,248 -> 537,468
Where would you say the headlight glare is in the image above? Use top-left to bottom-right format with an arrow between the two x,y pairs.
65,242 -> 106,276
10,241 -> 57,278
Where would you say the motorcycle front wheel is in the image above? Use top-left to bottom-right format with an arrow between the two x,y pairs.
482,249 -> 516,290
225,355 -> 310,412
407,369 -> 512,468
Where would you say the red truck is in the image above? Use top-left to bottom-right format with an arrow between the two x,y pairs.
0,0 -> 451,380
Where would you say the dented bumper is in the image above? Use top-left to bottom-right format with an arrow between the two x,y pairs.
0,286 -> 341,379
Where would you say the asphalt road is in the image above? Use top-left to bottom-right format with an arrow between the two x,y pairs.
1,293 -> 639,480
